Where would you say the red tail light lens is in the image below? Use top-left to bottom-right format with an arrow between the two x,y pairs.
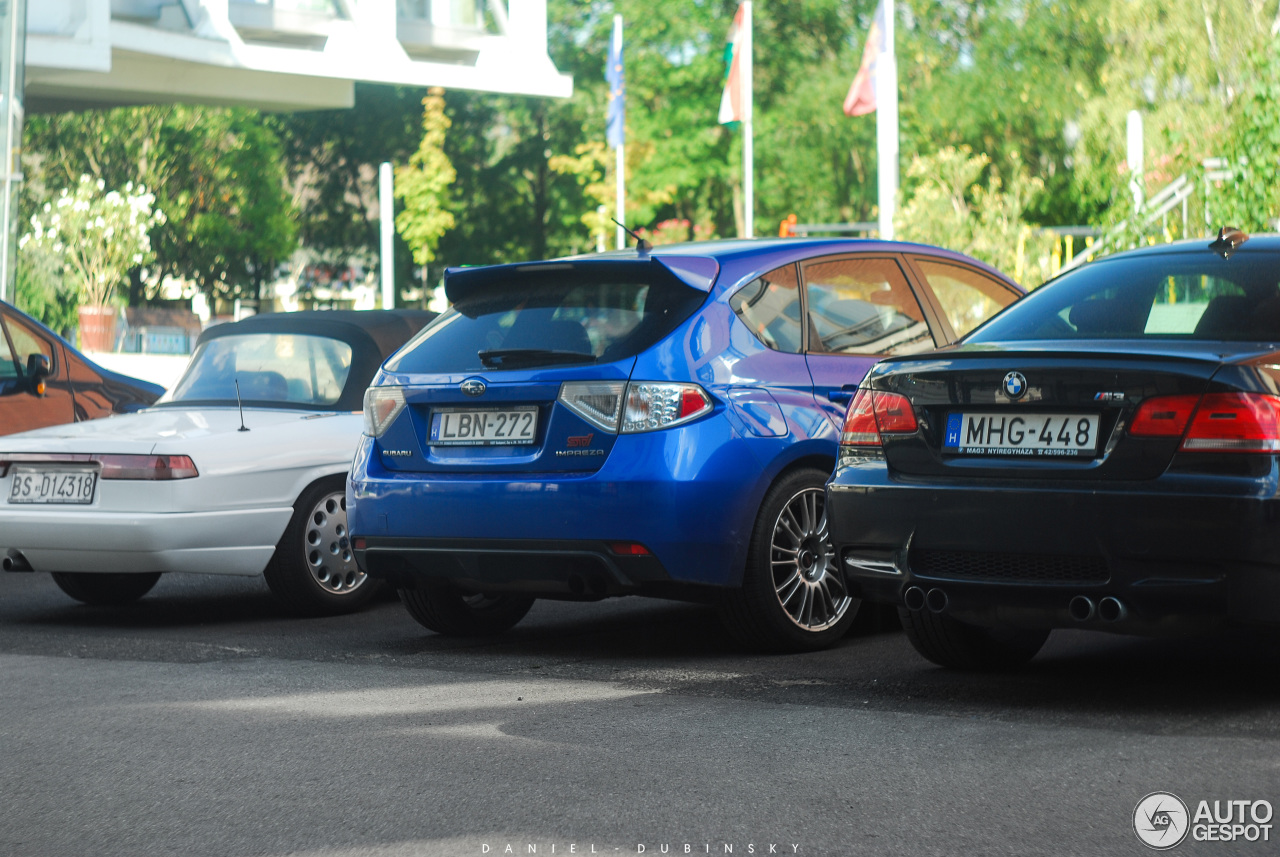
1129,395 -> 1200,437
1182,393 -> 1280,452
840,390 -> 918,447
606,542 -> 652,556
98,455 -> 199,480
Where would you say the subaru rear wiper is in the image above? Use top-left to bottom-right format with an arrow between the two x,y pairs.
478,349 -> 598,368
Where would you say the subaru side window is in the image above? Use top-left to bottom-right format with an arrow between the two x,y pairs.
801,257 -> 935,355
913,259 -> 1021,338
730,263 -> 803,354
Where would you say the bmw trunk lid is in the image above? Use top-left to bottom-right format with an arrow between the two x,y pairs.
867,341 -> 1263,481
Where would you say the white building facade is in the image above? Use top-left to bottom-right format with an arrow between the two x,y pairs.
0,1 -> 571,302
27,1 -> 571,112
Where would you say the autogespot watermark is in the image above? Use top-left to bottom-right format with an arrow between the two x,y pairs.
1134,791 -> 1274,849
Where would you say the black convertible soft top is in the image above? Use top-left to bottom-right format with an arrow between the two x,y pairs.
180,309 -> 436,411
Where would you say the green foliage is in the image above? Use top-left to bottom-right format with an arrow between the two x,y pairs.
897,146 -> 1056,285
1213,44 -> 1280,231
14,240 -> 77,336
395,90 -> 457,266
23,105 -> 297,306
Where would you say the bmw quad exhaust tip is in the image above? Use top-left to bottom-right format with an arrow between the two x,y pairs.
903,585 -> 926,611
1068,595 -> 1096,622
925,588 -> 949,614
1097,596 -> 1128,622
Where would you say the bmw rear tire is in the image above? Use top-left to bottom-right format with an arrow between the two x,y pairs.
263,476 -> 380,616
400,583 -> 535,636
719,467 -> 859,652
898,608 -> 1048,670
51,571 -> 162,605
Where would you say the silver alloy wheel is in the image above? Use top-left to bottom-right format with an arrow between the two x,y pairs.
770,487 -> 852,631
304,490 -> 365,595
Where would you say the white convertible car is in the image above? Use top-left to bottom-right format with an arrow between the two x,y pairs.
0,309 -> 434,614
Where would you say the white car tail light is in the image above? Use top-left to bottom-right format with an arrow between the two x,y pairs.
364,386 -> 406,437
558,381 -> 626,431
98,454 -> 199,480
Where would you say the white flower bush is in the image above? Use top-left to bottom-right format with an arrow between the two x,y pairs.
20,174 -> 165,307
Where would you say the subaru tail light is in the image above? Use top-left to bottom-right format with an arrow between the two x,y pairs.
363,386 -> 406,437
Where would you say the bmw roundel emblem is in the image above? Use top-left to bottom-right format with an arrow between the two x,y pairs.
461,379 -> 486,397
1003,371 -> 1027,399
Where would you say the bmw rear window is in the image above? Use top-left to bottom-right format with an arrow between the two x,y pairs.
386,267 -> 707,373
970,251 -> 1280,342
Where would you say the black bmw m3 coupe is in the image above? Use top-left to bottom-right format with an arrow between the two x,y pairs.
827,230 -> 1280,669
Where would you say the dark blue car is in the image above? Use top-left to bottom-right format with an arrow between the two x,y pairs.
349,238 -> 1022,651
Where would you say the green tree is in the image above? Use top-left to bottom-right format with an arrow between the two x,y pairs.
23,105 -> 297,309
1212,44 -> 1280,231
395,89 -> 457,269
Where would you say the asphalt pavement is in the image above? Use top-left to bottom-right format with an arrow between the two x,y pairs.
2,571 -> 1278,856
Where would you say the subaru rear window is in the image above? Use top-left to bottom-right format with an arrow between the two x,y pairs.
970,252 -> 1280,342
386,267 -> 707,373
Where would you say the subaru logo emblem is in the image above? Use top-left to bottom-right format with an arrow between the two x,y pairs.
1003,371 -> 1027,399
461,379 -> 486,397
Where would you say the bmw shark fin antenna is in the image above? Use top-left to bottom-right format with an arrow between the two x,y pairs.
234,378 -> 249,432
610,217 -> 651,254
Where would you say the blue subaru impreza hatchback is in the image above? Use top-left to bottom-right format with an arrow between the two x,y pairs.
350,238 -> 1021,651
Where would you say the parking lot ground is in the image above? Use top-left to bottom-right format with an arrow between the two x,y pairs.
2,571 -> 1279,856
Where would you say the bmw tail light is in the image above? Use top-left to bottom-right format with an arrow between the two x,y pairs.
1181,393 -> 1280,452
1130,395 -> 1200,437
840,389 -> 881,446
621,383 -> 712,433
363,386 -> 406,437
558,381 -> 626,432
98,455 -> 199,480
840,389 -> 918,448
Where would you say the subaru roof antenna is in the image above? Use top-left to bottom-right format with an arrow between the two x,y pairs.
234,379 -> 249,432
610,217 -> 652,254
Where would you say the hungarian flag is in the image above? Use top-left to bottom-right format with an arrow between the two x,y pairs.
718,4 -> 747,125
843,0 -> 886,117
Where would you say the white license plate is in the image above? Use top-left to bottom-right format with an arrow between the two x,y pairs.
8,465 -> 98,504
429,407 -> 538,446
942,412 -> 1101,458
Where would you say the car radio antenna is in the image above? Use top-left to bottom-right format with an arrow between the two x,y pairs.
234,379 -> 250,432
610,217 -> 652,253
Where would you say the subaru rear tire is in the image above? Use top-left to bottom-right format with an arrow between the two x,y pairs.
400,584 -> 535,636
720,468 -> 858,652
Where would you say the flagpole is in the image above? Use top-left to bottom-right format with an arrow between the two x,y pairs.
613,14 -> 627,249
742,1 -> 754,238
875,0 -> 898,240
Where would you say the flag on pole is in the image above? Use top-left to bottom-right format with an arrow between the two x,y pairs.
843,0 -> 886,117
606,17 -> 625,148
718,4 -> 747,125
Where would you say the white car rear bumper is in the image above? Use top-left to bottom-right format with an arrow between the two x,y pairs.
0,507 -> 294,576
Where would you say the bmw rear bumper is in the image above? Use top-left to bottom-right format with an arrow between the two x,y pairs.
826,461 -> 1280,631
